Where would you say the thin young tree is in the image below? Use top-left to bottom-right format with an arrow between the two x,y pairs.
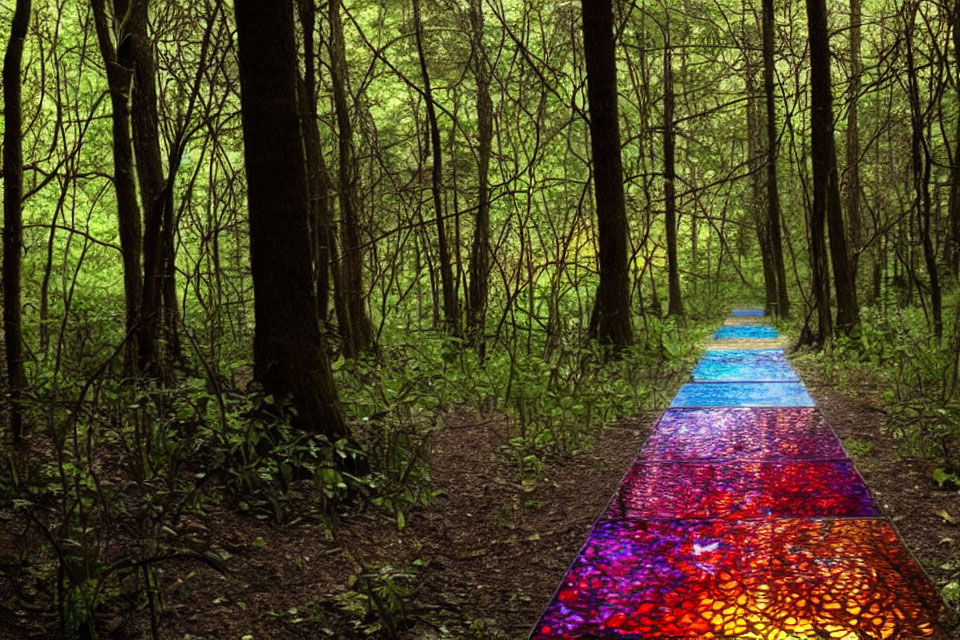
466,0 -> 494,352
92,0 -> 145,372
3,0 -> 32,443
761,0 -> 790,317
413,0 -> 460,336
234,0 -> 350,438
806,0 -> 859,335
582,0 -> 633,349
329,0 -> 376,357
663,25 -> 683,317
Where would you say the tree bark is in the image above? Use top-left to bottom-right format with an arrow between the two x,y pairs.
297,0 -> 335,325
413,0 -> 459,336
904,2 -> 942,338
329,0 -> 375,358
845,0 -> 863,257
3,0 -> 31,442
949,3 -> 960,279
92,0 -> 144,372
806,0 -> 859,335
663,31 -> 683,317
582,0 -> 632,349
466,0 -> 493,353
762,0 -> 790,317
234,0 -> 349,438
120,0 -> 177,381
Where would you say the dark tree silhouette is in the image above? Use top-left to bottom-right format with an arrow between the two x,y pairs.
3,0 -> 31,442
234,0 -> 349,438
582,0 -> 632,349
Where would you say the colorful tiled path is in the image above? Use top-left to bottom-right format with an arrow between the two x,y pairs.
531,311 -> 942,640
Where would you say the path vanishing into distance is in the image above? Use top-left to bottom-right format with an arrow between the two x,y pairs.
531,310 -> 943,640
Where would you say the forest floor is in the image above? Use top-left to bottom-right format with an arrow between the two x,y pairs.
2,354 -> 959,639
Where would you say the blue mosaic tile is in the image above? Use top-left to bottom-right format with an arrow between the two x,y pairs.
692,349 -> 798,382
670,382 -> 815,408
713,325 -> 780,340
730,309 -> 765,317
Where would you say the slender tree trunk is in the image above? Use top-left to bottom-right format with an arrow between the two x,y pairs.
329,0 -> 375,357
904,2 -> 942,338
762,0 -> 790,317
297,0 -> 335,324
663,31 -> 683,317
845,0 -> 863,257
466,0 -> 493,353
949,4 -> 960,279
806,0 -> 859,335
3,0 -> 31,443
92,0 -> 144,372
121,0 -> 175,381
234,0 -> 349,438
413,0 -> 459,336
582,0 -> 632,349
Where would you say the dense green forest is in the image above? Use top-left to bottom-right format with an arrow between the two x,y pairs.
0,0 -> 958,637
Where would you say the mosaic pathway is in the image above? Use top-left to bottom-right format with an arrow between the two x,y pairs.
531,311 -> 942,640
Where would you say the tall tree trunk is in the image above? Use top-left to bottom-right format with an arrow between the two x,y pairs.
466,0 -> 493,353
904,2 -> 942,338
663,30 -> 683,317
297,0 -> 335,324
234,0 -> 349,438
413,0 -> 459,336
92,0 -> 144,372
3,0 -> 31,443
582,0 -> 633,349
949,3 -> 960,279
806,0 -> 859,335
845,0 -> 863,257
762,0 -> 790,317
329,0 -> 375,358
743,11 -> 777,312
121,0 -> 175,381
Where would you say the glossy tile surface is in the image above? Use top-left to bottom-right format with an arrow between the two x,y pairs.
692,349 -> 798,382
714,325 -> 781,340
531,312 -> 941,639
671,382 -> 815,408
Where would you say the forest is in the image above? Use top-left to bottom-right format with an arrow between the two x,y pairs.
0,0 -> 958,637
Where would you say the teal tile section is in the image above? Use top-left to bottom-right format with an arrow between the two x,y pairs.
670,382 -> 815,408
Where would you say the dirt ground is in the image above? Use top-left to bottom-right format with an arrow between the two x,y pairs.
2,355 -> 958,638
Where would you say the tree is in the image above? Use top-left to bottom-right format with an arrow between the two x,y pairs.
466,0 -> 494,353
413,0 -> 460,336
904,1 -> 942,339
92,0 -> 145,372
582,0 -> 632,349
663,24 -> 683,317
329,0 -> 376,357
845,0 -> 863,257
949,3 -> 960,278
806,0 -> 859,335
234,0 -> 349,438
761,0 -> 790,317
3,0 -> 32,442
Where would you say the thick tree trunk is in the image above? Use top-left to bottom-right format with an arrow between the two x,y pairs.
663,33 -> 683,317
806,0 -> 859,335
3,0 -> 31,442
466,0 -> 493,353
413,0 -> 459,336
904,3 -> 942,338
329,0 -> 375,358
762,0 -> 790,318
92,0 -> 144,372
582,0 -> 632,349
234,0 -> 349,438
